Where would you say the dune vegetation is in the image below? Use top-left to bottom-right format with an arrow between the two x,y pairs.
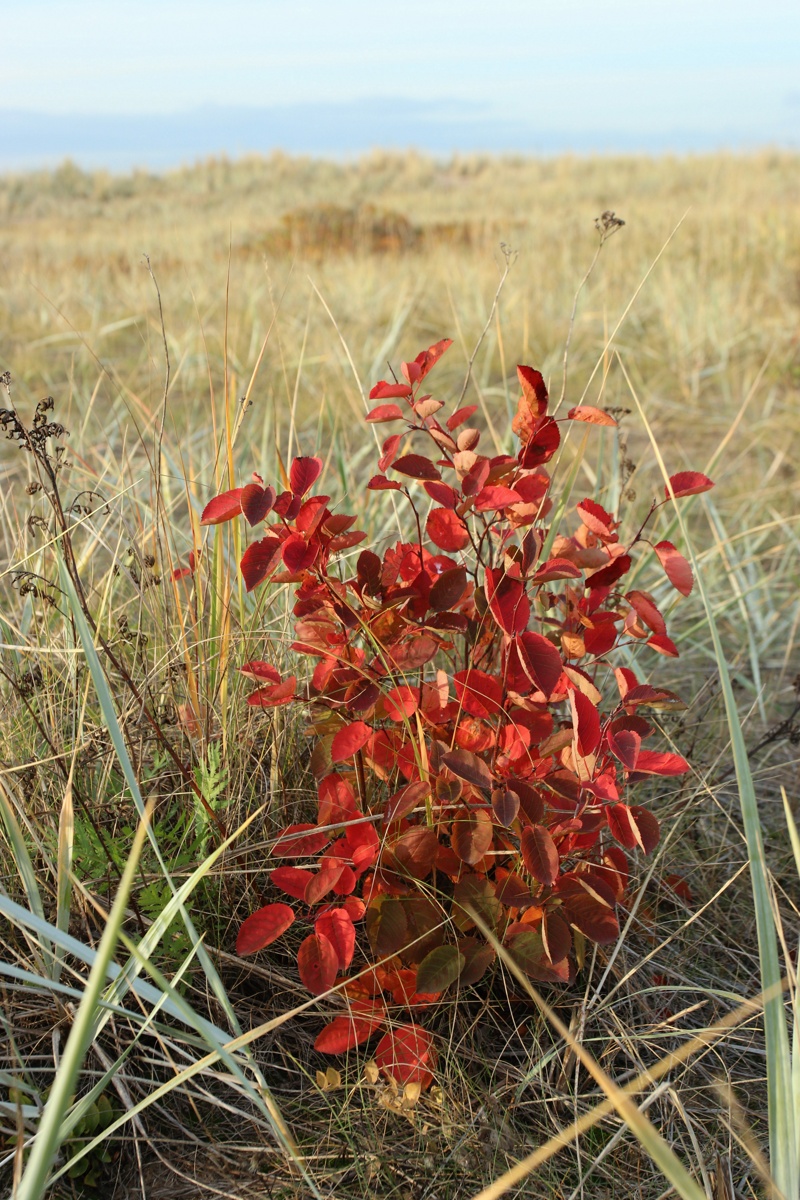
1,150 -> 799,1199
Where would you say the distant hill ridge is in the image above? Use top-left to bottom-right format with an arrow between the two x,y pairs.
0,99 -> 775,172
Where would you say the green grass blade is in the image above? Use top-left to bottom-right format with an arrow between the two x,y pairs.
540,429 -> 589,562
54,766 -> 74,984
0,775 -> 51,976
626,373 -> 798,1200
15,799 -> 153,1200
781,787 -> 800,1177
56,551 -> 239,1019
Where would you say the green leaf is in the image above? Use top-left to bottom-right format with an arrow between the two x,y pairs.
366,898 -> 409,958
415,945 -> 465,994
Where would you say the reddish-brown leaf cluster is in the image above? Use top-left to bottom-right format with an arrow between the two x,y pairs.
199,339 -> 710,1088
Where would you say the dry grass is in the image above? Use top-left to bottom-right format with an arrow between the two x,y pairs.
0,150 -> 799,1200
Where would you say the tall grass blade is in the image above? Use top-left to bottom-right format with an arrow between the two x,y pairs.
53,764 -> 74,984
0,775 -> 51,976
15,798 -> 153,1200
623,362 -> 798,1200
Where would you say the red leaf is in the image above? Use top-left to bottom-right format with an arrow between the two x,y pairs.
322,513 -> 357,536
385,827 -> 439,879
569,689 -> 602,756
345,818 -> 380,870
247,676 -> 297,707
367,475 -> 403,492
518,417 -> 560,467
343,895 -> 366,922
605,802 -> 641,849
647,632 -> 680,657
424,480 -> 460,509
512,368 -> 549,443
385,782 -> 430,825
290,455 -> 323,497
240,536 -> 283,591
427,507 -> 470,552
446,404 -> 478,431
567,405 -> 617,426
333,864 -> 357,895
370,380 -> 414,400
453,669 -> 504,718
542,911 -> 572,965
379,433 -> 403,472
585,554 -> 632,590
632,749 -> 690,776
517,365 -> 549,410
451,807 -> 494,865
608,729 -> 641,770
495,871 -> 531,908
474,485 -> 522,511
296,494 -> 330,536
485,568 -> 530,635
520,825 -> 559,885
236,903 -> 295,956
392,454 -> 442,481
240,660 -> 282,683
240,483 -> 276,525
412,337 -> 453,382
429,566 -> 468,611
315,908 -> 356,971
297,933 -> 339,995
665,471 -> 715,499
329,530 -> 367,553
200,488 -> 243,526
270,866 -> 314,901
366,403 -> 407,423
533,557 -> 583,583
383,636 -> 439,672
556,873 -> 619,943
272,823 -> 331,858
515,631 -> 563,697
654,541 -> 693,596
440,748 -> 493,790
626,590 -> 666,635
383,685 -> 421,722
273,490 -> 301,518
577,498 -> 615,537
281,534 -> 318,574
305,863 -> 346,906
630,805 -> 660,853
492,787 -> 520,826
331,721 -> 373,763
375,1023 -> 436,1088
314,1012 -> 384,1054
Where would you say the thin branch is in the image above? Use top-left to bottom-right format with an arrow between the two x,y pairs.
457,244 -> 517,406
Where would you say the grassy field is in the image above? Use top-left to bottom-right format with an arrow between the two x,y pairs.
1,151 -> 799,1199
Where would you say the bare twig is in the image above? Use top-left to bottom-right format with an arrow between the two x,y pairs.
457,243 -> 518,406
556,210 -> 625,413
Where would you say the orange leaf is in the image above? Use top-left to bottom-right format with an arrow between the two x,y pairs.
567,405 -> 617,426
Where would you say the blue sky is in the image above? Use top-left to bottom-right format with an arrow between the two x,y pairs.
2,0 -> 798,165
